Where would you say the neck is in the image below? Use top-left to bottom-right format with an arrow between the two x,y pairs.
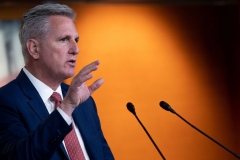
25,65 -> 62,91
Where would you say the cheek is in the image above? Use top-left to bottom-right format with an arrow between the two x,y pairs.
43,46 -> 62,60
40,43 -> 67,67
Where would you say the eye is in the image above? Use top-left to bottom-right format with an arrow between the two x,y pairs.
75,37 -> 79,43
60,37 -> 67,42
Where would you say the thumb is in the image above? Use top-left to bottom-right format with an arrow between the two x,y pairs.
88,78 -> 104,94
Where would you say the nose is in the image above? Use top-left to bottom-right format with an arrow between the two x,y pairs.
69,40 -> 79,55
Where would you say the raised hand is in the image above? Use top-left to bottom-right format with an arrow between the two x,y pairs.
60,60 -> 104,116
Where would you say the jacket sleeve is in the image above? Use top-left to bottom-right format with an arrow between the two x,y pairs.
0,103 -> 71,160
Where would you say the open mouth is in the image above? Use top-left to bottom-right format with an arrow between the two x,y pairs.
68,59 -> 76,63
68,60 -> 76,66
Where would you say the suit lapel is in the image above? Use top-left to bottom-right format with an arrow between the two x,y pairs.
17,70 -> 49,121
17,70 -> 70,160
73,101 -> 100,160
72,106 -> 91,135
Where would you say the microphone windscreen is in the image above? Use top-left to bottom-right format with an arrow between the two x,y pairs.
127,102 -> 136,114
159,101 -> 171,111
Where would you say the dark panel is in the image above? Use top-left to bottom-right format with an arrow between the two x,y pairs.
0,0 -> 238,6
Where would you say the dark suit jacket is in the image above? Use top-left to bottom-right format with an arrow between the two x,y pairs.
0,70 -> 114,160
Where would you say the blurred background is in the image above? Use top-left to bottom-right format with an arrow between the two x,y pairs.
0,0 -> 239,159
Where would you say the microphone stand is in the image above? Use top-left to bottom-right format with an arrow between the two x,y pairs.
134,113 -> 166,160
174,111 -> 240,159
127,102 -> 166,160
160,101 -> 240,159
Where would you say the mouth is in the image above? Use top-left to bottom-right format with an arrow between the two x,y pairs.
69,60 -> 75,63
67,59 -> 76,66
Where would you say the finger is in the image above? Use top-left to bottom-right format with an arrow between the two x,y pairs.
72,74 -> 93,87
71,60 -> 99,87
78,60 -> 100,76
88,78 -> 104,94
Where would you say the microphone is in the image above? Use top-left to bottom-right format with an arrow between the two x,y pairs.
126,102 -> 166,160
159,101 -> 176,114
159,101 -> 240,159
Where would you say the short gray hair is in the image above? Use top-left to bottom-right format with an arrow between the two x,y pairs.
19,3 -> 76,62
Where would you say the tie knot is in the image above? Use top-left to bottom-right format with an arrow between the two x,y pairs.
50,92 -> 62,109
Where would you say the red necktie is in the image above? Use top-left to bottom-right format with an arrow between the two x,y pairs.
50,92 -> 86,160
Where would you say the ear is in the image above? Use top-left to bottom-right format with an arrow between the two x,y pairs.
26,39 -> 40,60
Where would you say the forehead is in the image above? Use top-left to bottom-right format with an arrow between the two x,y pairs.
47,15 -> 78,36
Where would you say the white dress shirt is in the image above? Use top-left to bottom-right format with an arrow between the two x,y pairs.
23,67 -> 90,160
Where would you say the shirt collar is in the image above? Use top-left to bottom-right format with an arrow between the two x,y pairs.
23,67 -> 63,103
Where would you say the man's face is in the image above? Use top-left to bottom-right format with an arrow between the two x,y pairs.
38,15 -> 79,81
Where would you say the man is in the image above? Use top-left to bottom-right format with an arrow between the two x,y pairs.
0,3 -> 114,160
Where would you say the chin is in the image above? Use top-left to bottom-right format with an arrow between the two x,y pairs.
61,69 -> 75,80
64,72 -> 75,79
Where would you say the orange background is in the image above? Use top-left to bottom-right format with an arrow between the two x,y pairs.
1,3 -> 239,160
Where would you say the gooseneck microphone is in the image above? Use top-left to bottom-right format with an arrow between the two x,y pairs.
159,101 -> 240,159
126,102 -> 166,160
